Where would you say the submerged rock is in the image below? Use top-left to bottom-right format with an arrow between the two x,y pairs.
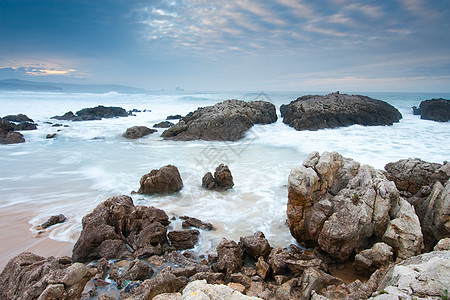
202,164 -> 234,190
415,98 -> 450,122
138,165 -> 183,195
282,93 -> 402,131
0,252 -> 96,300
287,151 -> 423,261
180,216 -> 215,231
39,214 -> 67,229
52,105 -> 129,121
123,126 -> 156,139
161,99 -> 277,141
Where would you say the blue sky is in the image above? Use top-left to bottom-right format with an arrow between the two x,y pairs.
0,0 -> 449,91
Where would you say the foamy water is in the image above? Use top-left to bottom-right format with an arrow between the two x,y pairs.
0,90 -> 449,256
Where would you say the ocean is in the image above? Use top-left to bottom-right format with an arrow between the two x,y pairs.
0,90 -> 449,266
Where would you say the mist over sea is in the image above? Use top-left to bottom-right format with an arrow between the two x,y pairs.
1,90 -> 449,259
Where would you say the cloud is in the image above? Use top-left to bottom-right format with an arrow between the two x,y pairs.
0,59 -> 84,78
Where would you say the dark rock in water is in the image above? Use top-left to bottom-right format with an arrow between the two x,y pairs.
280,104 -> 288,117
164,251 -> 210,273
416,98 -> 450,122
239,231 -> 271,259
52,105 -> 129,121
412,105 -> 421,115
128,108 -> 142,115
0,252 -> 96,300
282,93 -> 402,130
46,133 -> 57,139
180,216 -> 214,231
13,122 -> 37,130
201,164 -> 234,190
0,131 -> 25,144
161,99 -> 277,141
153,121 -> 174,128
216,238 -> 243,274
168,229 -> 200,250
40,214 -> 67,229
72,195 -> 170,262
123,126 -> 156,139
167,114 -> 182,120
138,165 -> 183,195
3,114 -> 34,123
0,118 -> 15,133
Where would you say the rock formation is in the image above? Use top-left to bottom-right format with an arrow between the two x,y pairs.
413,98 -> 450,122
282,93 -> 402,131
0,118 -> 25,144
138,165 -> 183,195
123,126 -> 156,139
51,105 -> 129,121
3,114 -> 37,130
161,100 -> 277,141
154,121 -> 174,128
202,164 -> 234,190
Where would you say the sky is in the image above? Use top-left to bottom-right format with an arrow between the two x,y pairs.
0,0 -> 449,92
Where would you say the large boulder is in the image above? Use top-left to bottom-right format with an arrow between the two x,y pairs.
123,126 -> 156,139
414,98 -> 450,122
353,242 -> 394,276
287,151 -> 423,261
52,105 -> 129,121
72,195 -> 170,262
0,252 -> 96,300
180,280 -> 262,299
239,231 -> 271,260
216,238 -> 243,274
138,165 -> 183,195
161,99 -> 277,141
282,93 -> 402,131
0,118 -> 25,144
370,251 -> 450,299
168,229 -> 200,250
202,164 -> 234,191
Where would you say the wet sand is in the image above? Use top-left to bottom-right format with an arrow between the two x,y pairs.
0,206 -> 73,271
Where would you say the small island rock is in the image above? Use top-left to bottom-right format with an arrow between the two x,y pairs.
138,165 -> 183,195
123,126 -> 156,139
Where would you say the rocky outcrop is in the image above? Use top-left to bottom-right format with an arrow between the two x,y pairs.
3,114 -> 37,130
154,121 -> 174,128
0,252 -> 96,300
282,93 -> 402,131
413,98 -> 450,122
0,118 -> 25,144
123,126 -> 156,139
202,164 -> 234,190
370,251 -> 450,299
287,151 -> 423,261
385,158 -> 450,249
239,231 -> 271,260
51,105 -> 129,121
168,229 -> 200,250
72,195 -> 170,262
353,242 -> 394,276
161,100 -> 277,141
138,165 -> 183,195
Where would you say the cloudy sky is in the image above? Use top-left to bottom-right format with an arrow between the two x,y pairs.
0,0 -> 449,91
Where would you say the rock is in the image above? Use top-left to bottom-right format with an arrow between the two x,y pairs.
202,164 -> 234,190
275,278 -> 299,300
117,260 -> 154,287
46,133 -> 57,139
181,280 -> 262,299
255,256 -> 270,280
239,231 -> 271,259
434,237 -> 450,251
3,113 -> 34,123
138,165 -> 183,195
161,99 -> 277,141
216,238 -> 243,274
4,114 -> 38,131
353,242 -> 394,276
51,105 -> 129,121
72,195 -> 170,262
287,151 -> 410,261
167,114 -> 182,120
168,229 -> 200,250
0,252 -> 96,300
40,214 -> 67,229
190,272 -> 225,284
369,251 -> 450,299
416,98 -> 450,122
153,293 -> 182,300
299,267 -> 343,300
13,122 -> 37,130
180,215 -> 215,230
123,126 -> 156,139
267,248 -> 290,275
154,121 -> 174,128
412,105 -> 421,115
282,93 -> 402,131
280,104 -> 288,117
0,131 -> 25,144
165,251 -> 211,273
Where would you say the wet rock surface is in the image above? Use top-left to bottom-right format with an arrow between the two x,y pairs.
3,114 -> 37,131
51,105 -> 129,121
161,99 -> 277,141
0,118 -> 25,144
180,215 -> 215,230
153,121 -> 174,128
39,214 -> 67,229
414,98 -> 450,122
282,93 -> 402,131
123,125 -> 156,139
138,165 -> 183,195
202,163 -> 234,190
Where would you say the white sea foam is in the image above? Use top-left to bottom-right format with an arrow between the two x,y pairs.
0,90 -> 449,251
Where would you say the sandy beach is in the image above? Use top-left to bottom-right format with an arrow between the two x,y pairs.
0,205 -> 73,271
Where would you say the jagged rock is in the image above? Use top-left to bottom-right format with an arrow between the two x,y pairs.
162,99 -> 277,141
267,248 -> 290,275
282,93 -> 402,131
46,133 -> 57,139
0,130 -> 25,144
202,164 -> 234,190
167,114 -> 182,120
434,237 -> 450,251
217,238 -> 243,274
255,256 -> 270,280
299,267 -> 344,300
353,242 -> 394,276
239,231 -> 271,259
117,260 -> 154,287
52,105 -> 129,121
0,252 -> 96,300
72,195 -> 170,262
180,215 -> 214,230
164,251 -> 211,273
123,126 -> 156,139
369,251 -> 450,299
168,229 -> 200,250
3,113 -> 34,123
415,98 -> 450,122
4,114 -> 38,131
190,272 -> 225,284
287,151 -> 423,261
154,121 -> 174,128
138,165 -> 183,195
39,214 -> 67,229
181,280 -> 262,299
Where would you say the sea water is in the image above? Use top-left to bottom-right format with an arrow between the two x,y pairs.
0,90 -> 449,256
